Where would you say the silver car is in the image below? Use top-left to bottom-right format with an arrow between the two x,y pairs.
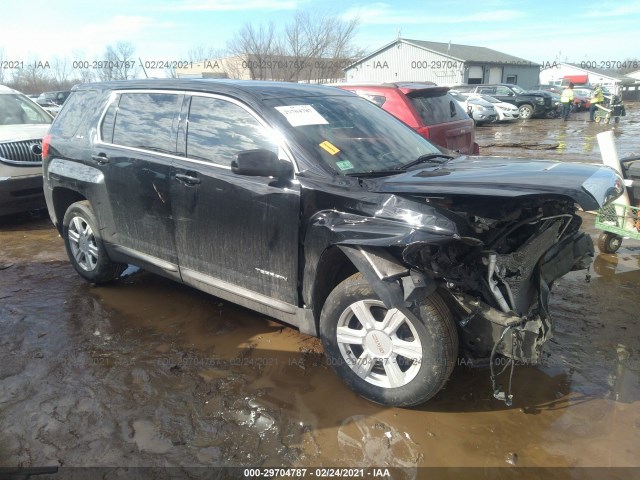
469,94 -> 520,121
449,90 -> 497,125
0,85 -> 52,216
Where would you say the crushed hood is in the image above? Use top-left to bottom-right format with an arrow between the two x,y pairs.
369,156 -> 623,211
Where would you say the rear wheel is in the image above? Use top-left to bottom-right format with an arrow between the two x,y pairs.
597,232 -> 623,254
63,201 -> 126,283
320,273 -> 458,407
518,104 -> 534,119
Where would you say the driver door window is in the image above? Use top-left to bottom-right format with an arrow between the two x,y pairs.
186,96 -> 278,166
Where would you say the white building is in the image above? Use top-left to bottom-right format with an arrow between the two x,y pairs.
539,62 -> 640,99
343,38 -> 541,88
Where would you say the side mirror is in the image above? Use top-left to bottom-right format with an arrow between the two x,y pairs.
231,149 -> 293,179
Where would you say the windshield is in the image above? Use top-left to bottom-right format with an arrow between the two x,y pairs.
510,85 -> 526,94
265,95 -> 442,175
0,94 -> 52,125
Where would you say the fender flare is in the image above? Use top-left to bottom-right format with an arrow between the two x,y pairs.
338,245 -> 437,309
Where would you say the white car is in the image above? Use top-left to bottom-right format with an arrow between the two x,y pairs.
0,85 -> 53,216
470,94 -> 520,121
449,91 -> 497,125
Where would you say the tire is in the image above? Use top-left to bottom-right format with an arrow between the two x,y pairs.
597,232 -> 622,254
603,117 -> 610,125
319,273 -> 458,407
62,201 -> 126,283
595,116 -> 602,123
518,104 -> 534,119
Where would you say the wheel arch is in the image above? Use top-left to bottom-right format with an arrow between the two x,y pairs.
309,246 -> 359,334
52,187 -> 87,234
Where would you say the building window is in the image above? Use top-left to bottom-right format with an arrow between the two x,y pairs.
506,75 -> 517,84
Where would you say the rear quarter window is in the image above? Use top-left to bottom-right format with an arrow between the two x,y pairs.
409,93 -> 468,125
49,90 -> 100,139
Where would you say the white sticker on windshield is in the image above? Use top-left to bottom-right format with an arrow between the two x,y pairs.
274,105 -> 329,127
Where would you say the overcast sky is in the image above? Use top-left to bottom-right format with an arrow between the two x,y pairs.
1,0 -> 639,69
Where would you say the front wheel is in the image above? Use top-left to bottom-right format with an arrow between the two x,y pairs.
518,104 -> 534,119
320,274 -> 458,407
597,232 -> 622,254
63,201 -> 126,283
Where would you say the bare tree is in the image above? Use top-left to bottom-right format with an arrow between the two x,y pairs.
71,50 -> 95,84
187,45 -> 225,63
97,42 -> 139,81
51,56 -> 72,87
227,11 -> 362,83
228,22 -> 277,80
9,57 -> 53,94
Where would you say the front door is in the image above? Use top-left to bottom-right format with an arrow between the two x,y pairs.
171,94 -> 300,306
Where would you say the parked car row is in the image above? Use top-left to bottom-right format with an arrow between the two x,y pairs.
453,83 -> 555,119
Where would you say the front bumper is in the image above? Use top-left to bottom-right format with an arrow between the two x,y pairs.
474,114 -> 497,123
0,173 -> 45,216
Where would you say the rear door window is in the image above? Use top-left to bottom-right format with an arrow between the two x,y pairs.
408,93 -> 468,125
111,92 -> 182,154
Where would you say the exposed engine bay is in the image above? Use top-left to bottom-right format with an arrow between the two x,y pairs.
401,196 -> 594,404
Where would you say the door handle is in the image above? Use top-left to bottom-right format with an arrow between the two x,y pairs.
175,173 -> 201,186
91,153 -> 109,165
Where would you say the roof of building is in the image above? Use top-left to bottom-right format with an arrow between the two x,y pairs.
346,38 -> 539,70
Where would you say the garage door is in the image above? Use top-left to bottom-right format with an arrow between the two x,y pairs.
468,66 -> 483,84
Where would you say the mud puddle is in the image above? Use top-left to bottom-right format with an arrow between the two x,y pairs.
1,111 -> 640,475
475,102 -> 640,163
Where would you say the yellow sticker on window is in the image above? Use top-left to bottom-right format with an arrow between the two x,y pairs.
319,140 -> 341,155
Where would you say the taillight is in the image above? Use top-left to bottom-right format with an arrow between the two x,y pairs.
42,133 -> 51,159
416,126 -> 431,139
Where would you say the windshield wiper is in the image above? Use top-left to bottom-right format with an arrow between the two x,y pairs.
396,153 -> 454,170
345,170 -> 401,177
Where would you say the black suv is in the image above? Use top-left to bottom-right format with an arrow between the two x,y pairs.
43,79 -> 621,406
454,84 -> 554,119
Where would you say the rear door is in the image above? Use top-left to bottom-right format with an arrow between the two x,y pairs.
171,93 -> 300,307
406,89 -> 475,154
97,91 -> 182,271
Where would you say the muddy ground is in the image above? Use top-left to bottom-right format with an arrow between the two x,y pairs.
0,105 -> 639,478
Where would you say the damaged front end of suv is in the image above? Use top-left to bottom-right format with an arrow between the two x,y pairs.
262,91 -> 624,407
300,156 -> 622,406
